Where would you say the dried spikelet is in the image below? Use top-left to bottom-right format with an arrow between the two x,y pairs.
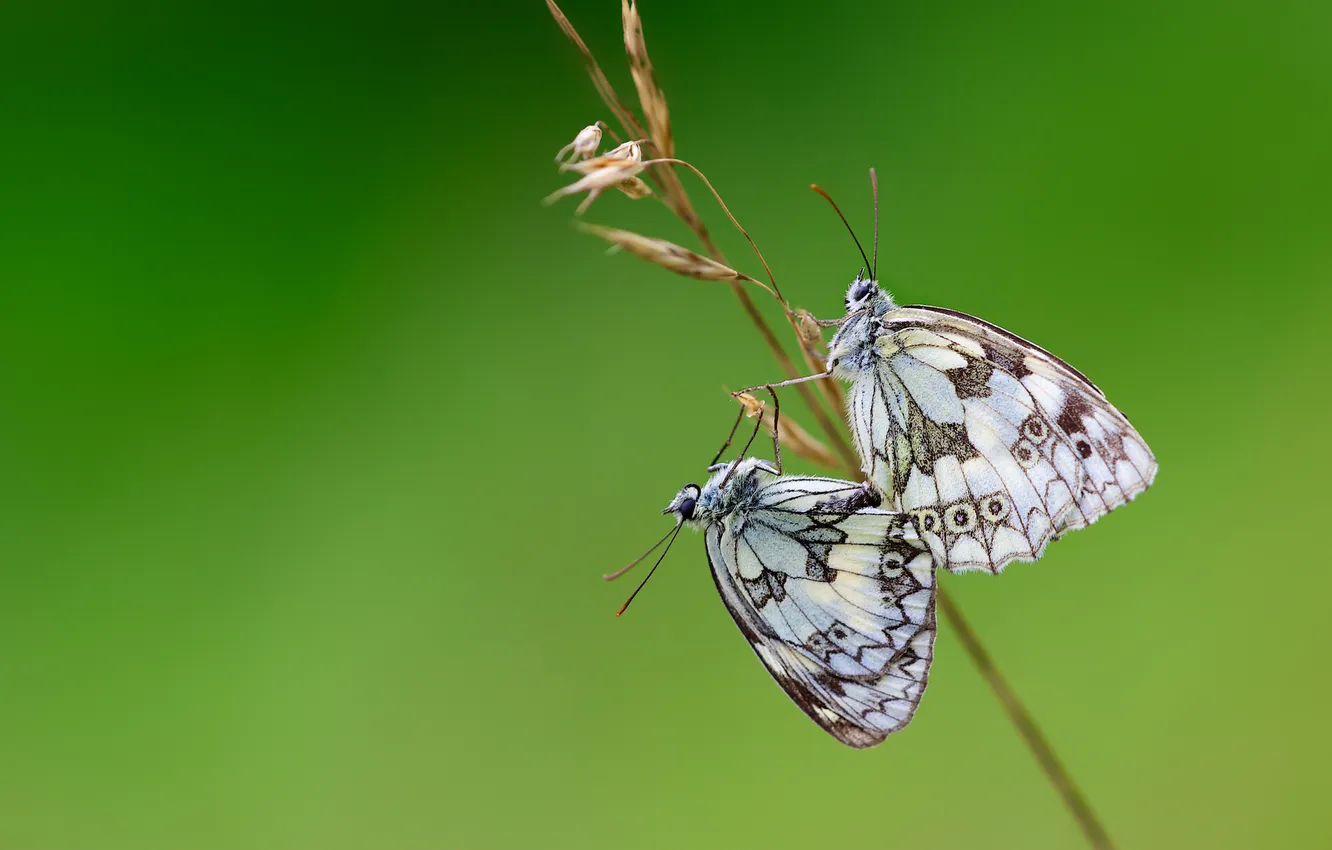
794,310 -> 824,354
734,393 -> 838,469
577,223 -> 759,284
560,140 -> 644,174
545,0 -> 718,270
622,0 -> 672,158
604,139 -> 644,161
616,177 -> 653,199
543,0 -> 857,473
793,308 -> 846,413
545,161 -> 646,214
555,123 -> 604,163
548,140 -> 650,213
734,391 -> 765,420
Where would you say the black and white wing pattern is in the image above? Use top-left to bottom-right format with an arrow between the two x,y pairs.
705,476 -> 936,748
850,305 -> 1157,574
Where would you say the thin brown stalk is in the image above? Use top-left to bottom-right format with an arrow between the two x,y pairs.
544,1 -> 790,430
638,155 -> 859,470
546,0 -> 706,256
576,223 -> 778,296
608,0 -> 752,326
545,0 -> 646,141
650,154 -> 851,447
937,589 -> 1116,850
545,0 -> 835,456
622,0 -> 672,157
640,157 -> 786,304
644,162 -> 850,467
794,309 -> 847,417
725,287 -> 857,470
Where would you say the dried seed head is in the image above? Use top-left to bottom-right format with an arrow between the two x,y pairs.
603,139 -> 643,162
545,161 -> 647,214
622,0 -> 672,158
795,310 -> 825,353
733,393 -> 838,469
577,223 -> 754,283
735,391 -> 765,420
555,123 -> 604,163
615,176 -> 653,199
562,139 -> 644,174
548,140 -> 652,213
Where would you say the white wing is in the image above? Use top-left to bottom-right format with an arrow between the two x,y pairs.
851,305 -> 1157,574
705,477 -> 936,748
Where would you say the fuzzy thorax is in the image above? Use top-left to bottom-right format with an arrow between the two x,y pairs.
665,458 -> 778,528
828,278 -> 896,380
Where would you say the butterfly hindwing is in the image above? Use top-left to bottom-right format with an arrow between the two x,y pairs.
856,306 -> 1157,573
1012,353 -> 1157,531
704,476 -> 936,747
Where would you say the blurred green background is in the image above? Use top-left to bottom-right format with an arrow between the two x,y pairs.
1,0 -> 1329,847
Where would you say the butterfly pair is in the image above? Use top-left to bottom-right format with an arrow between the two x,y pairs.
616,274 -> 1157,748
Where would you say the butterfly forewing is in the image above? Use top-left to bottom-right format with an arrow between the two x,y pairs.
704,476 -> 936,747
859,305 -> 1157,573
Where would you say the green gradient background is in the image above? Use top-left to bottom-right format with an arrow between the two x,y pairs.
1,0 -> 1329,847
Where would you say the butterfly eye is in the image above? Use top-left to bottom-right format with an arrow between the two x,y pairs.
847,280 -> 872,306
678,497 -> 697,519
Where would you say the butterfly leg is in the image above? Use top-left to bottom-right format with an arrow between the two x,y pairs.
717,405 -> 769,487
731,370 -> 833,398
810,315 -> 852,327
762,384 -> 783,475
709,403 -> 749,468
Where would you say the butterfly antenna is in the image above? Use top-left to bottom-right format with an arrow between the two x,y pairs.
869,168 -> 880,281
603,522 -> 679,581
639,155 -> 787,308
709,403 -> 748,467
810,184 -> 872,278
615,524 -> 683,617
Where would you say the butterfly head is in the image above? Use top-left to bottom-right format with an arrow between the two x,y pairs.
844,270 -> 894,314
607,483 -> 703,613
845,274 -> 876,311
663,483 -> 702,525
